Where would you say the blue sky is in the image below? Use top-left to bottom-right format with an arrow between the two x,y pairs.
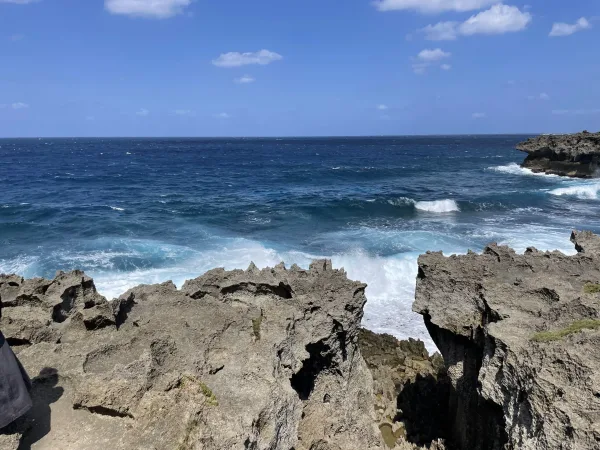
0,0 -> 598,137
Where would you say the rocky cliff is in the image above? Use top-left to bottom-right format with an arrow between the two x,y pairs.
0,261 -> 392,450
414,230 -> 600,450
516,131 -> 600,177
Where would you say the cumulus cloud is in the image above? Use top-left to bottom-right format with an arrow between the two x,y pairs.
12,102 -> 29,109
105,0 -> 191,19
412,48 -> 451,74
422,4 -> 531,39
174,109 -> 195,116
136,108 -> 149,116
377,104 -> 389,110
440,63 -> 452,70
214,112 -> 231,119
549,18 -> 591,37
421,21 -> 459,40
373,0 -> 495,13
234,75 -> 256,84
417,48 -> 451,61
212,50 -> 282,68
459,4 -> 531,35
472,112 -> 486,119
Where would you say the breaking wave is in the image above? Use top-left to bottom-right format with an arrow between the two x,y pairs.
415,199 -> 460,213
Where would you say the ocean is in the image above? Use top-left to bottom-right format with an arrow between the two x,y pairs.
1,136 -> 599,350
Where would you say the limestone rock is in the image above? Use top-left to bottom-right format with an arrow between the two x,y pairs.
359,329 -> 448,449
516,131 -> 600,177
0,261 -> 384,450
414,231 -> 600,450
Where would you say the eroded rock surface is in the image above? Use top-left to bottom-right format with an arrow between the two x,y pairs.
359,329 -> 448,449
516,131 -> 600,177
0,261 -> 385,450
414,231 -> 600,450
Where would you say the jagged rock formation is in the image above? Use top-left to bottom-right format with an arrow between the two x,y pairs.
359,329 -> 448,449
0,261 -> 388,450
414,230 -> 600,450
516,131 -> 600,177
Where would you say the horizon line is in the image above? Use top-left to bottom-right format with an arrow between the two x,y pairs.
0,132 -> 546,140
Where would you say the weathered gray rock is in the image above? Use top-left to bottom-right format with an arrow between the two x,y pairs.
359,329 -> 448,449
414,231 -> 600,450
516,131 -> 600,177
0,261 -> 386,450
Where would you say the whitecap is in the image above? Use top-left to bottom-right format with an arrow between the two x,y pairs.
387,197 -> 416,207
549,184 -> 600,200
109,206 -> 125,211
488,163 -> 560,178
415,199 -> 460,213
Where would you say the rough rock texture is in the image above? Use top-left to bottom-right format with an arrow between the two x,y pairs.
0,261 -> 386,450
516,131 -> 600,177
414,231 -> 600,450
359,329 -> 448,449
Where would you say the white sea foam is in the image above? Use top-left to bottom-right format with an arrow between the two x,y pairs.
488,163 -> 559,178
387,197 -> 415,207
549,184 -> 600,200
109,206 -> 125,211
415,199 -> 460,213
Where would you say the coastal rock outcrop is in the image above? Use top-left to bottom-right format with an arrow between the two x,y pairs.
0,261 -> 387,450
414,231 -> 600,450
516,131 -> 600,177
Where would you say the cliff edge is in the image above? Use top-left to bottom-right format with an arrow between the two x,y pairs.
516,131 -> 600,177
0,261 -> 386,450
414,230 -> 600,450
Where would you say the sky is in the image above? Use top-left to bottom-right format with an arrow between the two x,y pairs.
0,0 -> 598,137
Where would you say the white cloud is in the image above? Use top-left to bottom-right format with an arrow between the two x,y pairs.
528,93 -> 550,101
472,112 -> 486,119
212,50 -> 283,68
234,75 -> 256,84
373,0 -> 495,13
422,4 -> 531,40
412,48 -> 451,74
174,109 -> 195,116
105,0 -> 191,19
441,63 -> 452,70
12,102 -> 29,109
549,18 -> 591,37
417,48 -> 451,61
136,108 -> 149,116
421,21 -> 459,40
552,109 -> 600,115
459,4 -> 531,35
214,112 -> 231,119
377,104 -> 389,110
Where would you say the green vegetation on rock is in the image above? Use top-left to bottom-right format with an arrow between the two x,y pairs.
583,283 -> 600,294
252,315 -> 262,340
532,319 -> 600,342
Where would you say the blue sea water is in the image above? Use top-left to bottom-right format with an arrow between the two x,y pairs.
2,136 -> 600,349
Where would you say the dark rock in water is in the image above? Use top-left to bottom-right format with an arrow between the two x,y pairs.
516,131 -> 600,177
414,230 -> 600,450
0,261 -> 392,450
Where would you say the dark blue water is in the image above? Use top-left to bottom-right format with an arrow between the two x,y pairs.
2,136 -> 599,348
